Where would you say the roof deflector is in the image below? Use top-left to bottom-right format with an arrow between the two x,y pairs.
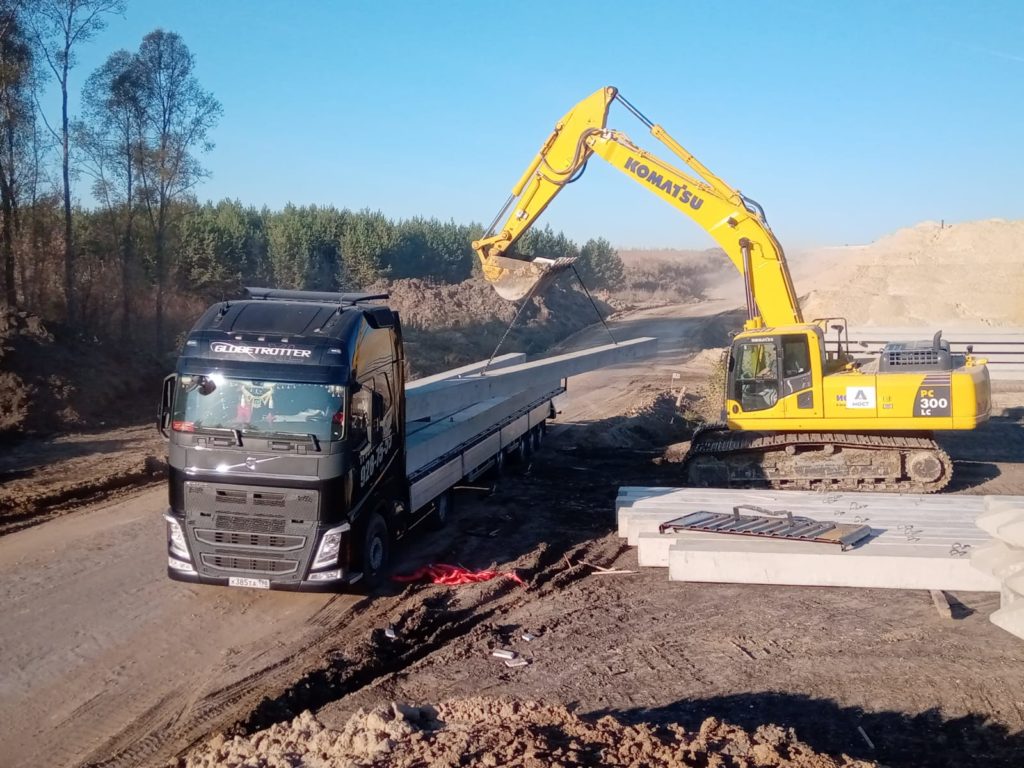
245,287 -> 390,304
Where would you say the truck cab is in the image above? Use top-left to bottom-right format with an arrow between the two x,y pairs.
159,289 -> 407,590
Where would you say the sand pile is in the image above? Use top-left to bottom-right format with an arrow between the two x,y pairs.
176,696 -> 872,768
797,219 -> 1024,328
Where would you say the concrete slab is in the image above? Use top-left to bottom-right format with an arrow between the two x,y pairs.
667,539 -> 1000,592
618,487 -> 1019,592
971,540 -> 1024,581
637,530 -> 838,567
976,497 -> 1024,547
991,601 -> 1024,640
405,337 -> 656,421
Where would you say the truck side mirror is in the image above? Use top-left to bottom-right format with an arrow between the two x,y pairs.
158,374 -> 176,438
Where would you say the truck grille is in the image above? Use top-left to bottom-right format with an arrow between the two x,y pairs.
184,481 -> 321,583
214,514 -> 286,534
195,528 -> 306,551
200,553 -> 299,575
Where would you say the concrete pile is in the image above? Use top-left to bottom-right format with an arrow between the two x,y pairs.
971,497 -> 1024,640
617,487 -> 1010,592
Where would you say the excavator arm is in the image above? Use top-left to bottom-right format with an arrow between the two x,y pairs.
473,86 -> 803,329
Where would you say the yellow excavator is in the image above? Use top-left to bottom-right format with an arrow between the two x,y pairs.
473,86 -> 991,492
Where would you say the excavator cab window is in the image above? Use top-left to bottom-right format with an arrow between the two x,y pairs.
733,341 -> 779,412
781,334 -> 814,397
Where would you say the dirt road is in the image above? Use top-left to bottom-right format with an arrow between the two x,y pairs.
2,299 -> 1023,768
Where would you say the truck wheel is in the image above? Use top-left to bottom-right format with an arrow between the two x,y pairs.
532,425 -> 545,450
513,435 -> 531,463
427,490 -> 452,531
360,512 -> 390,589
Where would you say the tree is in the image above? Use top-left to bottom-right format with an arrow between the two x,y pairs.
0,2 -> 35,307
576,236 -> 624,290
28,0 -> 124,323
131,29 -> 221,347
77,48 -> 141,339
267,204 -> 345,290
178,199 -> 269,298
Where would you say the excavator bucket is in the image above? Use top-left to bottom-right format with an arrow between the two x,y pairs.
484,255 -> 577,302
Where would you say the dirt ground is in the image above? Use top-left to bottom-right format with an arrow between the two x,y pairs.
1,298 -> 1023,767
0,424 -> 167,536
168,362 -> 1024,768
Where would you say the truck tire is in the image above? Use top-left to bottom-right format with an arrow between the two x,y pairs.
360,512 -> 390,590
513,435 -> 531,464
426,490 -> 452,531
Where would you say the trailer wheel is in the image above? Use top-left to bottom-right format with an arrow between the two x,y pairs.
426,490 -> 452,531
360,512 -> 390,590
513,435 -> 531,464
533,425 -> 545,450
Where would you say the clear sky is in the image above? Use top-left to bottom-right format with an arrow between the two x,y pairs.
54,0 -> 1024,250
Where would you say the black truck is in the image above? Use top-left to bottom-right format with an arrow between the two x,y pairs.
158,288 -> 558,591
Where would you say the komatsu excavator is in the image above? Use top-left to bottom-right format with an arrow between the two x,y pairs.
472,86 -> 991,492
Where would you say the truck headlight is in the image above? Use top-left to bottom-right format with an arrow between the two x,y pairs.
164,514 -> 190,560
311,523 -> 350,570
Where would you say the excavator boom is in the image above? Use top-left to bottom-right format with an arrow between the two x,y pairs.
473,86 -> 803,328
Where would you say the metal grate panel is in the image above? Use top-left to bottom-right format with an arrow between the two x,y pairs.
658,505 -> 871,550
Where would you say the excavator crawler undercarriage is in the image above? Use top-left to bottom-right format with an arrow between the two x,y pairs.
681,424 -> 952,494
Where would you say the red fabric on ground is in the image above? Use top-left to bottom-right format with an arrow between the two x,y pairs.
393,563 -> 526,586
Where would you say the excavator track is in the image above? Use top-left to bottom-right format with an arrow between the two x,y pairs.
681,424 -> 952,493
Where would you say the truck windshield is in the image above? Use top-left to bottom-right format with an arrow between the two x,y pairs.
171,375 -> 345,441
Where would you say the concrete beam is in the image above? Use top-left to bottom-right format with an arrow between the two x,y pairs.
667,539 -> 1000,592
406,352 -> 526,391
405,336 -> 656,422
406,385 -> 560,475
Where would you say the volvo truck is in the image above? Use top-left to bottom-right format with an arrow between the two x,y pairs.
158,288 -> 559,591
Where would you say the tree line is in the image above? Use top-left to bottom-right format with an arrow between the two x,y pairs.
0,1 -> 624,355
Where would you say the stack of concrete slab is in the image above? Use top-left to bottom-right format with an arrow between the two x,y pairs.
617,487 -> 1014,592
405,337 -> 656,422
972,497 -> 1024,639
404,338 -> 656,476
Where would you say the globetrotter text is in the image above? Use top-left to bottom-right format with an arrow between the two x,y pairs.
210,342 -> 313,358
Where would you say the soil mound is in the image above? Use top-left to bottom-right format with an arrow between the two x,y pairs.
178,696 -> 871,768
0,307 -> 160,436
376,277 -> 612,377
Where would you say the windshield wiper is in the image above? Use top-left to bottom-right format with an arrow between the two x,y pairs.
241,430 -> 322,452
191,426 -> 243,446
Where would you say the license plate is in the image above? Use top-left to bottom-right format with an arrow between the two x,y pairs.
228,576 -> 270,590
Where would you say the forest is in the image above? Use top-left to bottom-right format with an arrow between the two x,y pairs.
0,1 -> 629,357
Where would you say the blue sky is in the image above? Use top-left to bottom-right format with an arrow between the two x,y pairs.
54,0 -> 1024,250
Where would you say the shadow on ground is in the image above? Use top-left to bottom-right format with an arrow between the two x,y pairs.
603,691 -> 1024,768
